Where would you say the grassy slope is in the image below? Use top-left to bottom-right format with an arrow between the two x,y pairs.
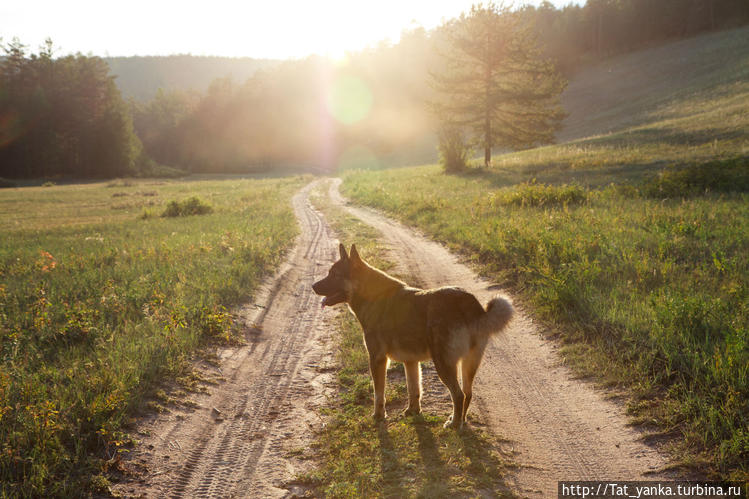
560,26 -> 749,142
341,27 -> 749,479
0,176 -> 305,495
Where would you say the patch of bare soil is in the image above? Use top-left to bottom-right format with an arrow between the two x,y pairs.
327,178 -> 677,497
112,182 -> 340,498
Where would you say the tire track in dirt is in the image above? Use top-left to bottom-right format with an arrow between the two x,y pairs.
327,178 -> 675,497
114,181 -> 340,498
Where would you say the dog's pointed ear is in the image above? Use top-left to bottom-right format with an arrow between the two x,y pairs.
350,244 -> 362,263
339,243 -> 349,261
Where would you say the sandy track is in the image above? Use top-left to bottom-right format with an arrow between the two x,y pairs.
327,178 -> 673,497
114,182 -> 340,498
116,178 -> 674,498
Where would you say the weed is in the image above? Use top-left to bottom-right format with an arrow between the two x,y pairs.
161,196 -> 213,217
500,180 -> 588,207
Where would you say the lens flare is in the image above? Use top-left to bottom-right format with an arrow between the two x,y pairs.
326,75 -> 373,125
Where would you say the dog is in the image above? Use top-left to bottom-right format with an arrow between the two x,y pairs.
313,243 -> 513,429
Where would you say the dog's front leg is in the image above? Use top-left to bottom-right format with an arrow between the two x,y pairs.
369,355 -> 388,420
403,361 -> 422,415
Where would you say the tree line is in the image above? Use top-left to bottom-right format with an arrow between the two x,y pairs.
2,0 -> 747,179
525,0 -> 749,73
0,39 -> 142,179
129,32 -> 439,174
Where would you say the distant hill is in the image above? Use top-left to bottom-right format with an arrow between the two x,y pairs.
560,25 -> 749,142
105,55 -> 280,101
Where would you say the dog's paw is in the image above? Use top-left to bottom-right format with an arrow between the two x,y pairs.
372,410 -> 387,421
443,416 -> 464,430
402,406 -> 421,417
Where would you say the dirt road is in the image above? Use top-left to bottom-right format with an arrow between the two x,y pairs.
116,179 -> 671,498
115,182 -> 341,498
327,178 -> 672,496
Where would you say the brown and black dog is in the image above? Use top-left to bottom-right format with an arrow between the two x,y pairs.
313,243 -> 513,429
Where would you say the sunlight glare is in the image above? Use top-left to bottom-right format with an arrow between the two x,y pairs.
326,75 -> 373,125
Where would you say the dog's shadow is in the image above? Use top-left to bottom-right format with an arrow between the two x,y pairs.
375,413 -> 513,497
376,421 -> 410,497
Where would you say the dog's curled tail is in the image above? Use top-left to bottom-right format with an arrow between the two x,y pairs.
479,295 -> 514,336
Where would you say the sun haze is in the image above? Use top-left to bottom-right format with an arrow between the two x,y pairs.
1,0 -> 573,59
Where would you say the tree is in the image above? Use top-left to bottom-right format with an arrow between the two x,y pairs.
0,39 -> 141,178
431,3 -> 566,167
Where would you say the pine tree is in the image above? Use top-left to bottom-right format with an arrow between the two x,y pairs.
431,3 -> 566,168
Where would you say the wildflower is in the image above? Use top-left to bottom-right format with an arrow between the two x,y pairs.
39,250 -> 57,272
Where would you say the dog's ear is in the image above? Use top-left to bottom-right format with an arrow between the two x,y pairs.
339,243 -> 349,261
350,244 -> 362,263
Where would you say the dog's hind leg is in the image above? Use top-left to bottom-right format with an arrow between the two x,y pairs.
370,355 -> 388,420
432,349 -> 464,429
460,341 -> 487,425
403,361 -> 422,415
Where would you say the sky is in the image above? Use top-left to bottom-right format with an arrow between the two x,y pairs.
2,0 -> 577,60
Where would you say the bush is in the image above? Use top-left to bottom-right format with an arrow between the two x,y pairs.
437,125 -> 472,173
0,177 -> 16,188
140,163 -> 187,179
642,158 -> 749,198
161,196 -> 213,217
502,181 -> 588,207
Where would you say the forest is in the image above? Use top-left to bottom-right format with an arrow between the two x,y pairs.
1,0 -> 747,179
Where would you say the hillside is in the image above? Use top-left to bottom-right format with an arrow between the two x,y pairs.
560,25 -> 749,142
106,55 -> 279,100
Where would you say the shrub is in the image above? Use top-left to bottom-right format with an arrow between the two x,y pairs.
642,158 -> 749,198
106,179 -> 134,188
502,181 -> 588,207
161,196 -> 213,217
437,125 -> 472,173
137,160 -> 187,179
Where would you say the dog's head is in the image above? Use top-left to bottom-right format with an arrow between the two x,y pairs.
312,243 -> 362,308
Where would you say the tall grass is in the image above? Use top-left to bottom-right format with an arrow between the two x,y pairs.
0,176 -> 305,495
341,160 -> 748,479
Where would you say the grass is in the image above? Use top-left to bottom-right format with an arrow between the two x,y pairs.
337,28 -> 749,478
341,157 -> 748,479
304,181 -> 513,498
560,25 -> 749,142
0,175 -> 306,496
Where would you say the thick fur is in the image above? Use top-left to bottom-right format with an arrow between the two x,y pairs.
313,243 -> 513,429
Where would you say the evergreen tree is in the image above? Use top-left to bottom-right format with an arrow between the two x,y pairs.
431,3 -> 566,168
0,39 -> 140,179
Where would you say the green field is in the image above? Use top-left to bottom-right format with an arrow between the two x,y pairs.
0,176 -> 305,495
340,28 -> 749,479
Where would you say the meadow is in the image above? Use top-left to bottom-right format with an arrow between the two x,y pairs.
0,176 -> 305,495
339,28 -> 749,479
